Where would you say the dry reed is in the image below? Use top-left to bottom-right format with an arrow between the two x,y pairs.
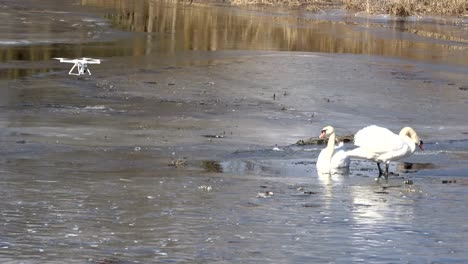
230,0 -> 467,16
229,0 -> 340,10
342,0 -> 467,16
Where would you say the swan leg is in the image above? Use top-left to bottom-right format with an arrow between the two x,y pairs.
384,163 -> 390,181
377,163 -> 383,177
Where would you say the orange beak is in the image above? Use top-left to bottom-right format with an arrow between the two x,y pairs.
319,130 -> 326,139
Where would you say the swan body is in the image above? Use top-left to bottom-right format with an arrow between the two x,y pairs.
347,125 -> 423,179
316,126 -> 350,174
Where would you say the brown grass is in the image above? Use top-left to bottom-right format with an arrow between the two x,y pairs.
343,0 -> 467,16
229,0 -> 340,10
229,0 -> 467,16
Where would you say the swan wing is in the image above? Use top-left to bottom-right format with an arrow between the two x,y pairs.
330,149 -> 350,168
316,148 -> 329,171
354,125 -> 405,154
317,148 -> 350,173
335,141 -> 344,149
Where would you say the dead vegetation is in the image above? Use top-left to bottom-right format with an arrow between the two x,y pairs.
343,0 -> 467,16
229,0 -> 467,16
296,135 -> 354,145
229,0 -> 341,11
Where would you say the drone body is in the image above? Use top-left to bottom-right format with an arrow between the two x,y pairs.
54,57 -> 101,76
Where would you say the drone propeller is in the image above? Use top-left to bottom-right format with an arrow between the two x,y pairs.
81,57 -> 101,64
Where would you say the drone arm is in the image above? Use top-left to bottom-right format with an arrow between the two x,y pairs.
59,59 -> 76,63
68,63 -> 78,75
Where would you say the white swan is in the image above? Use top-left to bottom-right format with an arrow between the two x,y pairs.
316,126 -> 350,174
347,125 -> 424,179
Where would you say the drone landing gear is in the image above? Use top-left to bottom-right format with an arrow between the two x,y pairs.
68,63 -> 92,76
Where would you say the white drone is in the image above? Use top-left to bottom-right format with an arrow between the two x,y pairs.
54,57 -> 101,76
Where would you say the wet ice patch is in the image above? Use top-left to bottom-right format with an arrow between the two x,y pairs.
83,105 -> 108,111
0,40 -> 33,45
46,104 -> 112,113
204,158 -> 315,177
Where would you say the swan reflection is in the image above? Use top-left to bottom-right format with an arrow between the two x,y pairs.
317,168 -> 349,185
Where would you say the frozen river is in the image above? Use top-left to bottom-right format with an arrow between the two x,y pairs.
0,0 -> 467,263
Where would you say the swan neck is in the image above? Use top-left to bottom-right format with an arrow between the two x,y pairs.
325,133 -> 336,161
400,127 -> 419,145
400,127 -> 415,138
404,136 -> 417,153
400,127 -> 409,136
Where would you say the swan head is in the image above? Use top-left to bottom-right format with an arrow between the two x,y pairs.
319,126 -> 335,139
400,127 -> 424,150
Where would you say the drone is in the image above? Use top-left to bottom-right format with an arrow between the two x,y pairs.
54,57 -> 101,76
